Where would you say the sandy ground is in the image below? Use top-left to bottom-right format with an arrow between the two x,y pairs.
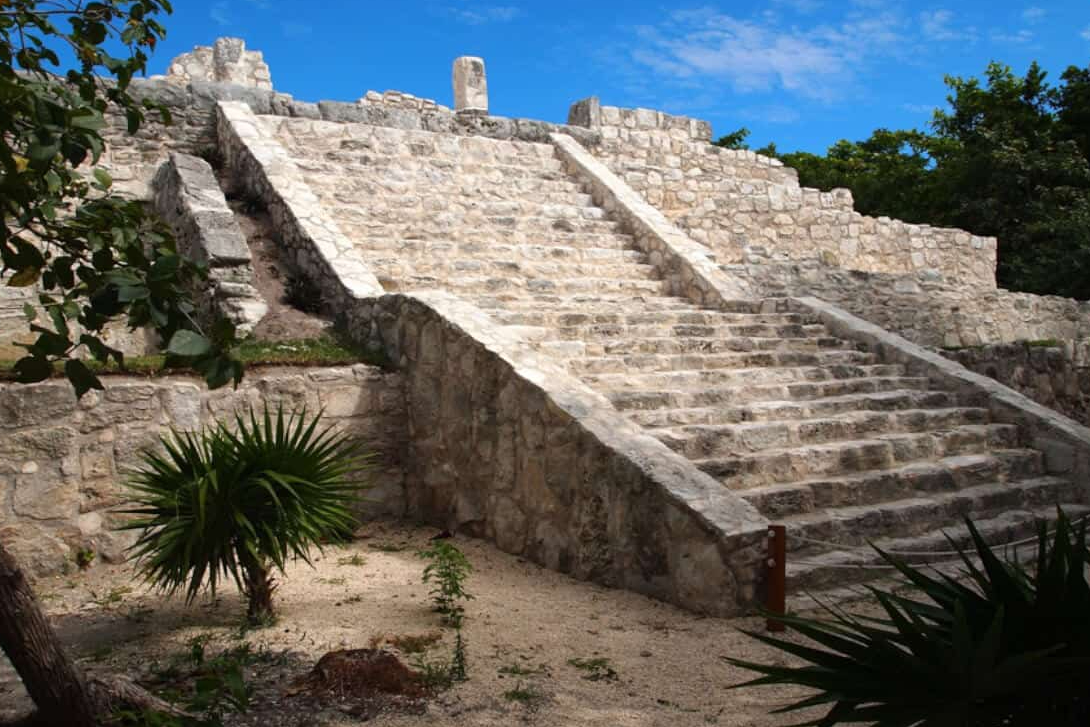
0,522 -> 826,727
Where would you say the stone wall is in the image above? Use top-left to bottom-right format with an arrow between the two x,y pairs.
569,98 -> 998,289
152,152 -> 267,334
359,90 -> 450,114
723,259 -> 1090,348
161,37 -> 273,90
0,365 -> 406,576
942,342 -> 1090,426
357,292 -> 768,615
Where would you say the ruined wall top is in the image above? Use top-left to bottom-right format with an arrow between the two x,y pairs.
160,37 -> 272,90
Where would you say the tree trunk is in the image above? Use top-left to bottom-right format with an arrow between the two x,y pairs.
0,544 -> 185,726
0,543 -> 99,727
242,557 -> 277,625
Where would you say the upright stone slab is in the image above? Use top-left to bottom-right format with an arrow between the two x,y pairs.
453,56 -> 488,114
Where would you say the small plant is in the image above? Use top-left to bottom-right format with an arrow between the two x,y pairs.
726,511 -> 1090,726
336,553 -> 368,567
75,547 -> 96,570
568,657 -> 617,682
123,405 -> 371,624
503,682 -> 544,705
283,272 -> 324,314
498,662 -> 548,677
418,540 -> 474,626
90,585 -> 133,608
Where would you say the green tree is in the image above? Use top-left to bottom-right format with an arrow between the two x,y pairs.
1,0 -> 240,397
713,126 -> 752,149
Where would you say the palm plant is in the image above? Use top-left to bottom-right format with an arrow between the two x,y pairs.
726,511 -> 1090,726
123,405 -> 369,624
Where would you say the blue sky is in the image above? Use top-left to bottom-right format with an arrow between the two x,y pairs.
149,1 -> 1090,153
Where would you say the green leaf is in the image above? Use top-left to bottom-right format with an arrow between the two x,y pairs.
22,303 -> 37,322
13,355 -> 53,384
92,167 -> 112,188
64,359 -> 103,399
166,330 -> 212,358
8,267 -> 41,287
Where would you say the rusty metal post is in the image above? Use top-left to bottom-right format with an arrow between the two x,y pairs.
766,525 -> 786,632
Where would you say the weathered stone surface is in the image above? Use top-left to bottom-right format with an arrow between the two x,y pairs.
162,37 -> 273,90
152,152 -> 268,333
0,368 -> 406,575
452,56 -> 488,114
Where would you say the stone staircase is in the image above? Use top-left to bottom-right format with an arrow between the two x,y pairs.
268,118 -> 1085,600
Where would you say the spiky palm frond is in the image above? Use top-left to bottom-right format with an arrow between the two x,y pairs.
121,405 -> 371,605
725,511 -> 1090,727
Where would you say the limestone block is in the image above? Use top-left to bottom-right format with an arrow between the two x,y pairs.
453,56 -> 488,114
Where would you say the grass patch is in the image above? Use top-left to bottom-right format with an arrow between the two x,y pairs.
1026,338 -> 1062,348
498,662 -> 549,677
0,334 -> 390,381
503,682 -> 544,705
336,554 -> 368,567
568,657 -> 617,682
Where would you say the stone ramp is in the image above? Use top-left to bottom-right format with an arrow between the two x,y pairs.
220,101 -> 1088,613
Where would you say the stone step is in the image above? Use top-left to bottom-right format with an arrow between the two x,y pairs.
581,363 -> 907,392
338,199 -> 611,223
607,376 -> 934,412
625,389 -> 960,428
474,294 -> 765,315
349,239 -> 650,264
566,349 -> 875,375
338,190 -> 598,208
742,449 -> 1046,518
366,258 -> 659,283
336,215 -> 625,237
538,335 -> 854,359
694,424 -> 1022,489
783,477 -> 1078,551
379,274 -> 666,297
785,503 -> 1090,594
296,153 -> 569,176
490,308 -> 817,327
534,322 -> 832,343
305,173 -> 589,199
654,407 -> 990,459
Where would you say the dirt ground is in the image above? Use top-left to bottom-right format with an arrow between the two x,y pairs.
0,521 -> 830,727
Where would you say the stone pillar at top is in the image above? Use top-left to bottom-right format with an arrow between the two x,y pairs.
453,56 -> 488,114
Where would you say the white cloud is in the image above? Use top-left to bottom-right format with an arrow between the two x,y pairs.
1022,6 -> 1046,23
991,28 -> 1034,44
450,6 -> 521,25
919,9 -> 977,42
739,105 -> 802,124
1082,25 -> 1090,41
626,8 -> 905,102
210,1 -> 231,26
